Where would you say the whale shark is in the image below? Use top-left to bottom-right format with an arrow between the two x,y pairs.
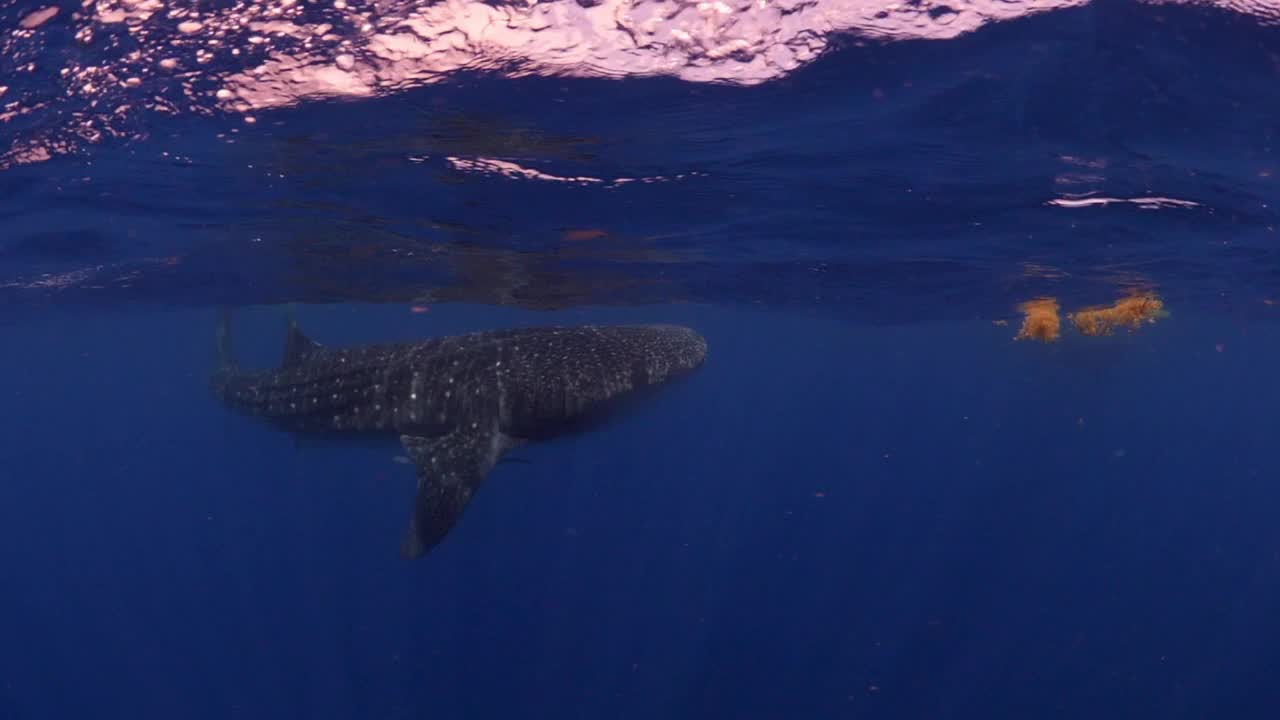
209,312 -> 708,559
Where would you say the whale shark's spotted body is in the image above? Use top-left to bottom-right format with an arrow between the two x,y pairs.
210,313 -> 707,559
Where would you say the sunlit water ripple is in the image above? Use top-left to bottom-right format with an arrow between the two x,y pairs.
1,0 -> 1278,326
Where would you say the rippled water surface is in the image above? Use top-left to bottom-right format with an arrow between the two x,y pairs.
3,0 -> 1277,316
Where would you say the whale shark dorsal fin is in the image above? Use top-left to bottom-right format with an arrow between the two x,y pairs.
398,428 -> 519,559
282,318 -> 324,368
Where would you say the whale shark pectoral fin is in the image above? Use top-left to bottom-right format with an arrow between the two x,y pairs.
397,427 -> 514,560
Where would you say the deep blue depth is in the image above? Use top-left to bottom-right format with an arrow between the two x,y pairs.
5,304 -> 1280,719
4,1 -> 1280,719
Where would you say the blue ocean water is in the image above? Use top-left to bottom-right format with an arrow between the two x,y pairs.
3,0 -> 1280,717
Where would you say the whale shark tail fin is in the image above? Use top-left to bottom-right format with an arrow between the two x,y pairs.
398,428 -> 522,559
215,307 -> 237,372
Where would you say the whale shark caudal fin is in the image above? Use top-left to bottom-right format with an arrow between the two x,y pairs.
398,428 -> 524,559
282,316 -> 324,368
215,307 -> 236,371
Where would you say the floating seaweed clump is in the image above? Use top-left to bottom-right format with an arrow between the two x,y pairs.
1015,297 -> 1061,342
1068,294 -> 1166,336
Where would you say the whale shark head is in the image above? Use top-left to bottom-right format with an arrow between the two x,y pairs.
492,323 -> 708,438
642,323 -> 708,372
619,323 -> 709,384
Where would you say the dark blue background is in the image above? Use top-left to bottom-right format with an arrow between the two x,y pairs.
3,302 -> 1279,719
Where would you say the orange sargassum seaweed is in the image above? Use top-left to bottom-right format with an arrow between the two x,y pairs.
1014,297 -> 1062,342
1068,293 -> 1165,336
